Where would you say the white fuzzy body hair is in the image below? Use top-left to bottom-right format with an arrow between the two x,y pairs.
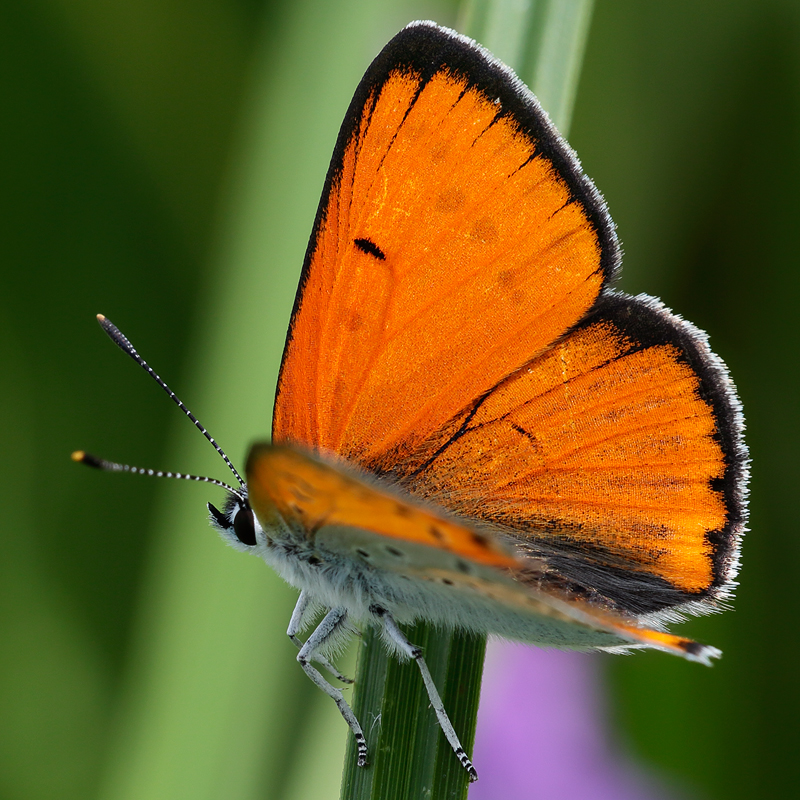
223,506 -> 628,659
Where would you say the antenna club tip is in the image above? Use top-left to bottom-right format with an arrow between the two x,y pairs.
72,451 -> 104,469
97,314 -> 114,332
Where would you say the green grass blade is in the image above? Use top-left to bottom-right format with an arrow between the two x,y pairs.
528,0 -> 594,134
458,0 -> 538,74
340,4 -> 595,799
458,0 -> 594,134
341,626 -> 487,800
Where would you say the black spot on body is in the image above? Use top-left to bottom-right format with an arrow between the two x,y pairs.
354,238 -> 386,260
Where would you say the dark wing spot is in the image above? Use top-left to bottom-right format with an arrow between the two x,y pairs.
497,268 -> 515,288
469,217 -> 498,244
429,525 -> 445,542
511,422 -> 535,442
354,238 -> 386,260
435,186 -> 465,213
385,546 -> 403,557
346,312 -> 364,332
356,549 -> 371,559
430,141 -> 449,164
680,639 -> 706,657
456,560 -> 471,574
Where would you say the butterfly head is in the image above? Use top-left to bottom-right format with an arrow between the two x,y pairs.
207,490 -> 264,551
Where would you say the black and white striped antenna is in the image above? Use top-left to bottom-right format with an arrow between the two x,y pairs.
72,314 -> 245,499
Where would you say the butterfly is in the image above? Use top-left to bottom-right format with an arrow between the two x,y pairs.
75,21 -> 748,782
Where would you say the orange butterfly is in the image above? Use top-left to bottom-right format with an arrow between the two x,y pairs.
75,21 -> 748,782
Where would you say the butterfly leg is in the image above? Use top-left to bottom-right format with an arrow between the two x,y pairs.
288,591 -> 353,683
297,607 -> 368,767
378,608 -> 478,782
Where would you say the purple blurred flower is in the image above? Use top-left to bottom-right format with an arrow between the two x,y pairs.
470,640 -> 684,800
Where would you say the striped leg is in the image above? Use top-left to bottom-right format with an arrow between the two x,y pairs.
380,611 -> 478,782
288,591 -> 353,683
296,607 -> 367,767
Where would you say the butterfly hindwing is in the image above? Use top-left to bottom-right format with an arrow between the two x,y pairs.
395,292 -> 747,618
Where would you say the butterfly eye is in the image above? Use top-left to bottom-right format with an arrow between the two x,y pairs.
232,507 -> 257,546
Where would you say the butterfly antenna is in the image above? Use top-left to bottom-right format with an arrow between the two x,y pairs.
89,314 -> 246,488
71,450 -> 244,499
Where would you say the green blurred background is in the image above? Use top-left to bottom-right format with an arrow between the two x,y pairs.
2,1 -> 798,798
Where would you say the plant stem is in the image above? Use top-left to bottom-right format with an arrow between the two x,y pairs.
339,3 -> 595,799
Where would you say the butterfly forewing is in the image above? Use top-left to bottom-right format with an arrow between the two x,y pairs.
273,24 -> 619,469
246,444 -> 519,570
